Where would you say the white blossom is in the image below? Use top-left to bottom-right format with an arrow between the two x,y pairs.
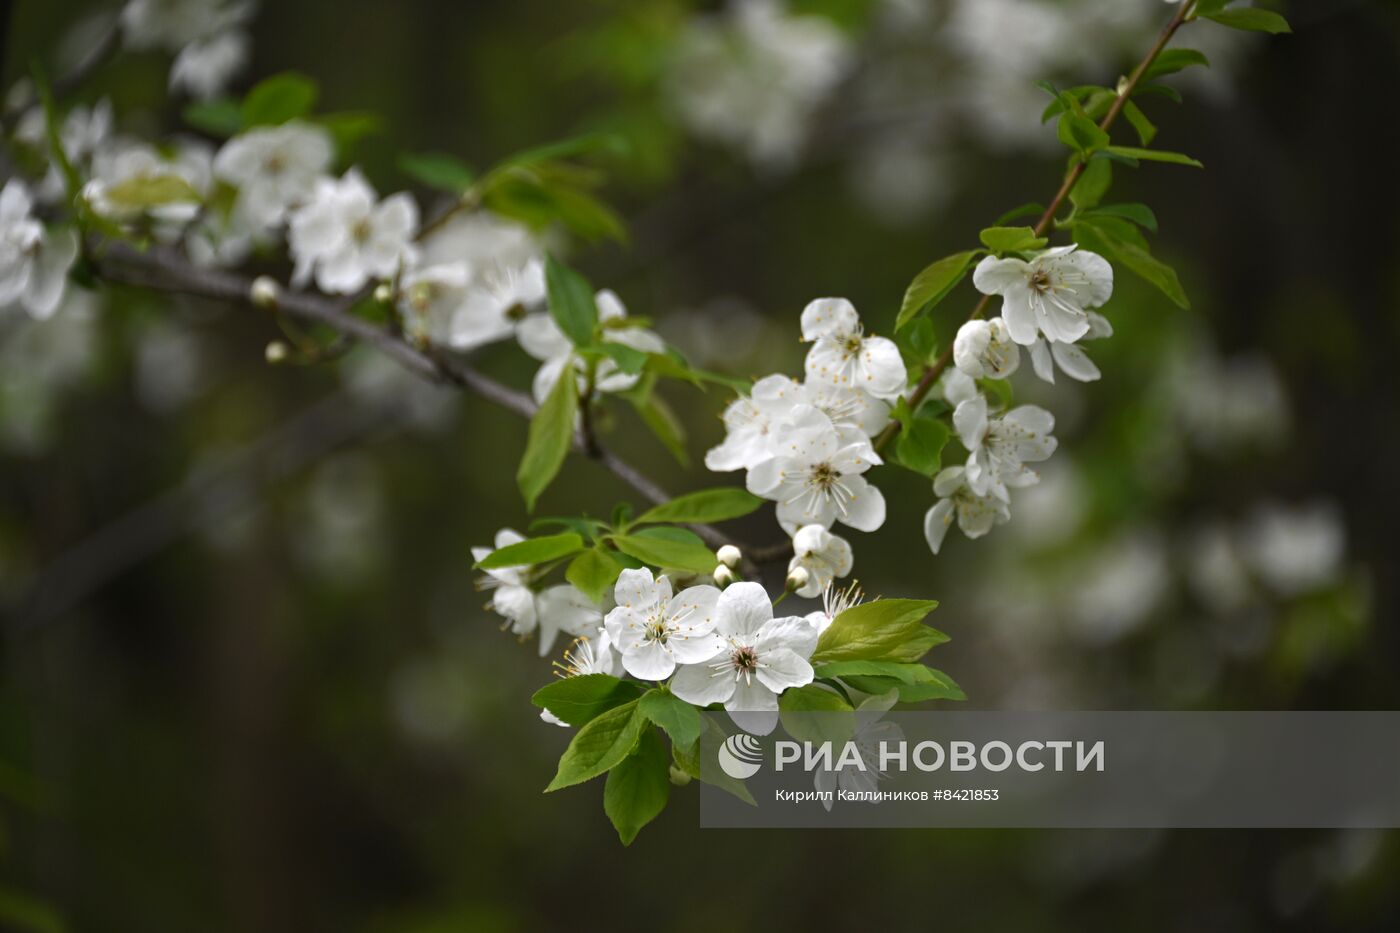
667,0 -> 852,168
288,169 -> 419,294
14,99 -> 113,203
213,121 -> 333,231
801,297 -> 906,398
1027,310 -> 1113,383
1241,501 -> 1346,597
746,404 -> 886,533
472,529 -> 602,656
922,465 -> 1010,554
120,0 -> 250,52
603,568 -> 723,680
670,581 -> 816,733
972,245 -> 1113,346
0,181 -> 79,321
953,316 -> 1020,379
788,524 -> 853,597
170,29 -> 249,99
447,258 -> 547,351
804,580 -> 865,636
953,394 -> 1057,501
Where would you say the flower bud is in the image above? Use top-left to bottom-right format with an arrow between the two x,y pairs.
373,282 -> 394,304
713,564 -> 737,588
668,765 -> 693,786
785,565 -> 811,593
716,544 -> 742,569
264,340 -> 290,364
249,275 -> 280,309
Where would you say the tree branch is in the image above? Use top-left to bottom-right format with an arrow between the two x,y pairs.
873,0 -> 1197,454
89,242 -> 756,558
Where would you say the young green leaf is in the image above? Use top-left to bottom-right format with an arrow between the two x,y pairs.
596,341 -> 648,375
1104,146 -> 1203,168
1057,112 -> 1110,158
241,72 -> 318,126
826,662 -> 965,702
1080,203 -> 1158,233
544,255 -> 598,348
516,360 -> 579,511
671,718 -> 756,805
991,202 -> 1046,226
1143,48 -> 1210,82
779,684 -> 855,744
1073,216 -> 1189,309
1123,100 -> 1157,146
182,98 -> 242,136
398,151 -> 476,192
627,389 -> 690,467
638,689 -> 702,749
812,598 -> 941,664
1070,157 -> 1112,211
611,532 -> 718,574
894,415 -> 950,477
531,675 -> 643,728
604,729 -> 671,845
897,250 -> 980,330
545,699 -> 645,791
565,547 -> 625,604
1203,8 -> 1291,35
475,532 -> 584,570
978,226 -> 1048,254
635,487 -> 764,525
316,111 -> 382,150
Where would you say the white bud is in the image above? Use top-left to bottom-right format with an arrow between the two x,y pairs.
668,765 -> 693,786
249,275 -> 280,309
716,544 -> 742,568
264,340 -> 290,364
713,565 -> 737,588
373,282 -> 393,304
785,565 -> 811,593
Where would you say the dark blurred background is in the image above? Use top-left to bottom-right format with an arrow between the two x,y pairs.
2,0 -> 1399,930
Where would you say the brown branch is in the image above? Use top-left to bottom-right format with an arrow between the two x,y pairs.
89,242 -> 751,558
873,0 -> 1197,454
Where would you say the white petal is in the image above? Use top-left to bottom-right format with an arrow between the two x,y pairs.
856,336 -> 907,398
715,581 -> 773,638
837,475 -> 886,532
800,297 -> 859,341
972,255 -> 1028,295
755,647 -> 814,694
623,639 -> 675,681
924,500 -> 955,554
1050,340 -> 1101,382
953,395 -> 988,450
1028,338 -> 1056,384
670,656 -> 736,706
755,616 -> 819,660
613,568 -> 657,612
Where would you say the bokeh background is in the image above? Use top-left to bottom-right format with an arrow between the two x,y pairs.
2,0 -> 1398,930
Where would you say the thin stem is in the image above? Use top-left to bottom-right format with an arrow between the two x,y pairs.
873,0 -> 1196,454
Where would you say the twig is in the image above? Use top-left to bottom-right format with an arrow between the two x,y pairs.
873,0 -> 1197,454
89,243 -> 751,558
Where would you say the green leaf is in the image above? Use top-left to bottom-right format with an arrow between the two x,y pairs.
893,414 -> 949,477
100,175 -> 200,212
897,250 -> 980,330
992,202 -> 1045,226
517,359 -> 579,511
672,717 -> 755,805
1057,112 -> 1110,157
611,532 -> 718,574
896,317 -> 939,370
833,663 -> 965,702
978,226 -> 1048,254
604,729 -> 670,845
596,341 -> 648,375
1203,8 -> 1291,34
626,385 -> 690,467
1123,100 -> 1157,146
1080,202 -> 1158,233
241,72 -> 318,127
1143,48 -> 1210,82
398,151 -> 476,192
545,699 -> 645,791
1103,146 -> 1203,168
812,598 -> 941,664
635,488 -> 764,526
779,684 -> 855,744
182,98 -> 242,136
315,111 -> 382,150
886,626 -> 952,663
1074,216 -> 1189,309
566,547 -> 624,605
544,255 -> 598,348
639,689 -> 702,749
1070,156 -> 1113,211
532,675 -> 643,727
475,532 -> 583,569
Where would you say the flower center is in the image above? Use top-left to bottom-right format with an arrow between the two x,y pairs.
352,218 -> 373,243
731,645 -> 759,673
1029,269 -> 1053,293
643,619 -> 669,643
263,154 -> 285,175
841,334 -> 863,355
811,462 -> 839,489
